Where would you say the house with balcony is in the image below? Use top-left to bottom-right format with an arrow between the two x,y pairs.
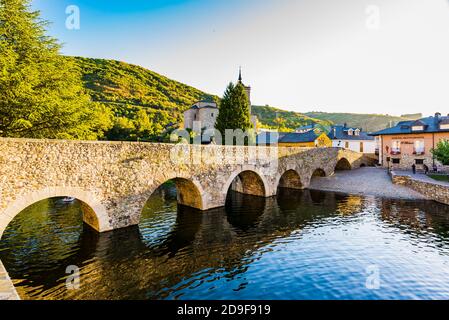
371,113 -> 449,171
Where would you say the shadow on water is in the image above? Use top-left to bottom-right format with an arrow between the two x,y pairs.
225,191 -> 266,232
2,187 -> 449,299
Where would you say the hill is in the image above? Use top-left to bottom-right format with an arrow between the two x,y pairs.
252,105 -> 331,131
72,57 -> 328,139
303,112 -> 416,132
71,57 -> 214,140
71,56 -> 408,139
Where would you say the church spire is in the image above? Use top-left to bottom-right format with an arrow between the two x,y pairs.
238,66 -> 242,83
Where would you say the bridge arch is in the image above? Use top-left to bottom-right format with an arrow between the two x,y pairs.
222,168 -> 269,198
146,176 -> 206,211
0,187 -> 111,239
335,157 -> 352,171
277,169 -> 303,190
311,168 -> 326,179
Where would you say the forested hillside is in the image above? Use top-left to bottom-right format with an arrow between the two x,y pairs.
71,57 -> 406,139
252,106 -> 331,132
304,112 -> 415,132
71,57 -> 213,140
72,57 -> 328,138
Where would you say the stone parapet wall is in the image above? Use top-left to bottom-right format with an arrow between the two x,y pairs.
437,165 -> 449,174
391,171 -> 449,205
0,138 -> 369,235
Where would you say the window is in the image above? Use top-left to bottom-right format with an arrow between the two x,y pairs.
211,113 -> 214,117
348,129 -> 353,136
355,129 -> 361,136
345,141 -> 349,149
412,126 -> 424,131
415,159 -> 424,165
391,141 -> 401,154
360,142 -> 364,153
441,124 -> 449,130
392,158 -> 400,164
414,140 -> 425,154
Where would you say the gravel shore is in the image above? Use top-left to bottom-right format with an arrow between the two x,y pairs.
309,167 -> 427,200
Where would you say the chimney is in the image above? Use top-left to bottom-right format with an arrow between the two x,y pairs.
435,112 -> 441,124
344,123 -> 347,128
333,127 -> 337,139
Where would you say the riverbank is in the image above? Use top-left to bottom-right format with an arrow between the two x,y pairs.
0,260 -> 20,300
309,167 -> 427,200
391,171 -> 449,205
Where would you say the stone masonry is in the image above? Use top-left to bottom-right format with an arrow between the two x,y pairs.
391,171 -> 449,205
0,260 -> 19,300
0,138 -> 371,237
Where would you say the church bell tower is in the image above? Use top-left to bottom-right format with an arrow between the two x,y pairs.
238,67 -> 252,116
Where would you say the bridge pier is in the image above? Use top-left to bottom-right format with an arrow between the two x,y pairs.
0,138 -> 370,235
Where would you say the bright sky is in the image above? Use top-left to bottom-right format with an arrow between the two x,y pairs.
33,0 -> 449,116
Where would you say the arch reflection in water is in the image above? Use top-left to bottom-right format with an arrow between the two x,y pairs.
139,184 -> 203,257
225,191 -> 266,232
3,189 -> 449,299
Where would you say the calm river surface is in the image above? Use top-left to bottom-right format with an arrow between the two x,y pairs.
2,187 -> 449,300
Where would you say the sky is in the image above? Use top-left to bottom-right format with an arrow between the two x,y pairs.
32,0 -> 449,116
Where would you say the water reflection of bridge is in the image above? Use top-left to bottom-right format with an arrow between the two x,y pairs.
3,189 -> 449,300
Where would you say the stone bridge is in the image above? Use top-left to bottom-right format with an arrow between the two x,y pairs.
0,138 -> 373,237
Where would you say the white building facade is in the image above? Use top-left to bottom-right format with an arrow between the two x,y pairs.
329,125 -> 376,154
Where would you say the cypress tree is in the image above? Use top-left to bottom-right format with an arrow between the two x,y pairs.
215,82 -> 253,142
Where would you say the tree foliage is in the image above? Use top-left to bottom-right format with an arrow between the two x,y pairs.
252,105 -> 330,132
0,0 -> 107,139
71,57 -> 335,140
73,57 -> 213,140
215,82 -> 252,134
432,140 -> 449,165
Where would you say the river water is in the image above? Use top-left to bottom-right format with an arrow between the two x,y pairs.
2,187 -> 449,300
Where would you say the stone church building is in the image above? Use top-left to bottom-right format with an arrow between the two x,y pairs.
183,70 -> 258,138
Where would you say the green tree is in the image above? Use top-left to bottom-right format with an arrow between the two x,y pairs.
215,82 -> 252,140
431,140 -> 449,165
134,109 -> 153,137
0,0 -> 101,139
107,117 -> 136,141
